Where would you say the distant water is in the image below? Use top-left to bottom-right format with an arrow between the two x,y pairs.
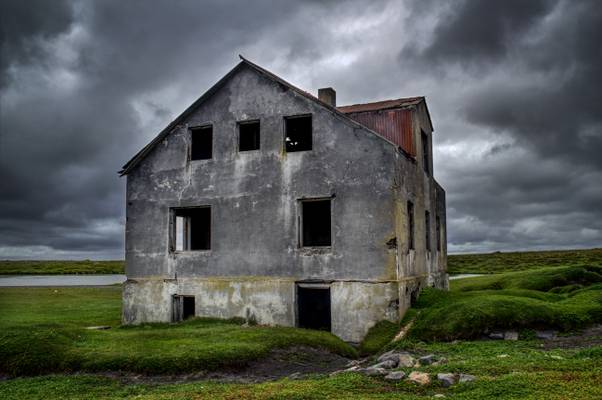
0,274 -> 126,287
449,274 -> 484,280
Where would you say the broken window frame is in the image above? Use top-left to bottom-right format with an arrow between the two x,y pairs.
425,210 -> 431,252
169,206 -> 212,252
298,197 -> 332,248
407,201 -> 415,252
284,114 -> 312,153
190,124 -> 213,161
238,119 -> 261,152
421,130 -> 430,176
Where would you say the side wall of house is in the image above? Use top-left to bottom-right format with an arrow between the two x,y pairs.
123,65 -> 403,342
393,102 -> 448,316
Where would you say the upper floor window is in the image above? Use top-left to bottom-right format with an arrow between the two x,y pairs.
407,201 -> 415,251
191,125 -> 213,160
238,120 -> 260,151
436,215 -> 442,251
285,115 -> 312,152
421,130 -> 429,175
425,210 -> 431,252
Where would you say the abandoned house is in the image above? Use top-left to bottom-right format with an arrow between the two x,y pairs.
119,56 -> 448,342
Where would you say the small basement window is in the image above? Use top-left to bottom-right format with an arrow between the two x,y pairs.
191,125 -> 213,160
172,295 -> 195,322
285,115 -> 312,152
407,201 -> 415,251
239,120 -> 260,151
301,199 -> 331,247
173,207 -> 211,251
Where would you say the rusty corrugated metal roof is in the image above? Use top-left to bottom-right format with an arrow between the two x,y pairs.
336,97 -> 424,114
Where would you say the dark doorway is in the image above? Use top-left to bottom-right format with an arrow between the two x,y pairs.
173,295 -> 196,322
297,286 -> 331,331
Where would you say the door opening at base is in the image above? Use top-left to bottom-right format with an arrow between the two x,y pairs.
297,284 -> 331,332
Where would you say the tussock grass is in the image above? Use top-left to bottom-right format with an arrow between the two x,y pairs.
406,266 -> 602,341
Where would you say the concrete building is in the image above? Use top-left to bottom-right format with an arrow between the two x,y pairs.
119,57 -> 447,342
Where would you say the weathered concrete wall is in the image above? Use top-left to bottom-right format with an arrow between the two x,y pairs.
123,63 -> 447,341
123,277 -> 397,342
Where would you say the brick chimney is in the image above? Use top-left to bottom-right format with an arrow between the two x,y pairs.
318,87 -> 336,107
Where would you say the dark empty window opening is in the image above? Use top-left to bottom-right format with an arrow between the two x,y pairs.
173,207 -> 211,251
191,125 -> 213,160
239,120 -> 260,151
425,210 -> 431,252
301,199 -> 331,247
436,216 -> 441,251
407,201 -> 415,251
297,285 -> 331,331
421,130 -> 430,175
172,295 -> 195,322
285,115 -> 312,152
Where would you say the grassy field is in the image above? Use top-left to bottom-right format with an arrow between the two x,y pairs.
448,248 -> 602,274
1,254 -> 602,399
0,260 -> 124,275
0,286 -> 355,376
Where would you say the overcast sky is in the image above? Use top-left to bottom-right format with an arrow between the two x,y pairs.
1,0 -> 600,259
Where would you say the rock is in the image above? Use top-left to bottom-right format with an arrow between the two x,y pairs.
288,372 -> 302,380
408,371 -> 431,385
536,330 -> 556,340
550,355 -> 564,360
432,357 -> 447,366
419,354 -> 437,365
497,354 -> 510,358
398,353 -> 416,368
377,350 -> 397,363
364,367 -> 388,376
489,332 -> 504,340
504,331 -> 519,340
85,325 -> 111,330
384,371 -> 406,381
458,373 -> 476,383
434,394 -> 446,398
370,359 -> 397,369
345,359 -> 362,368
436,373 -> 457,387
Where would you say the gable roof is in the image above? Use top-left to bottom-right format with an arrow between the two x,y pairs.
119,56 -> 429,175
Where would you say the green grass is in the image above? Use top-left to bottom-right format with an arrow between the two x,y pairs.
448,248 -> 602,274
2,340 -> 601,399
0,287 -> 356,376
404,265 -> 602,341
0,260 -> 125,275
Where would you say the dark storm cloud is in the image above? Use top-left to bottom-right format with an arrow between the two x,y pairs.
0,0 -> 600,258
400,0 -> 602,251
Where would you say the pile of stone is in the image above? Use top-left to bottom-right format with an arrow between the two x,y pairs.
331,350 -> 475,387
484,329 -> 557,341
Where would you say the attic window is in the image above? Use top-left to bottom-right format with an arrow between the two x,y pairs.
173,207 -> 211,251
301,199 -> 331,247
239,120 -> 260,151
285,115 -> 312,152
191,126 -> 212,160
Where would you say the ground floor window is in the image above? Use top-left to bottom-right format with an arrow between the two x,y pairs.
172,207 -> 211,251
